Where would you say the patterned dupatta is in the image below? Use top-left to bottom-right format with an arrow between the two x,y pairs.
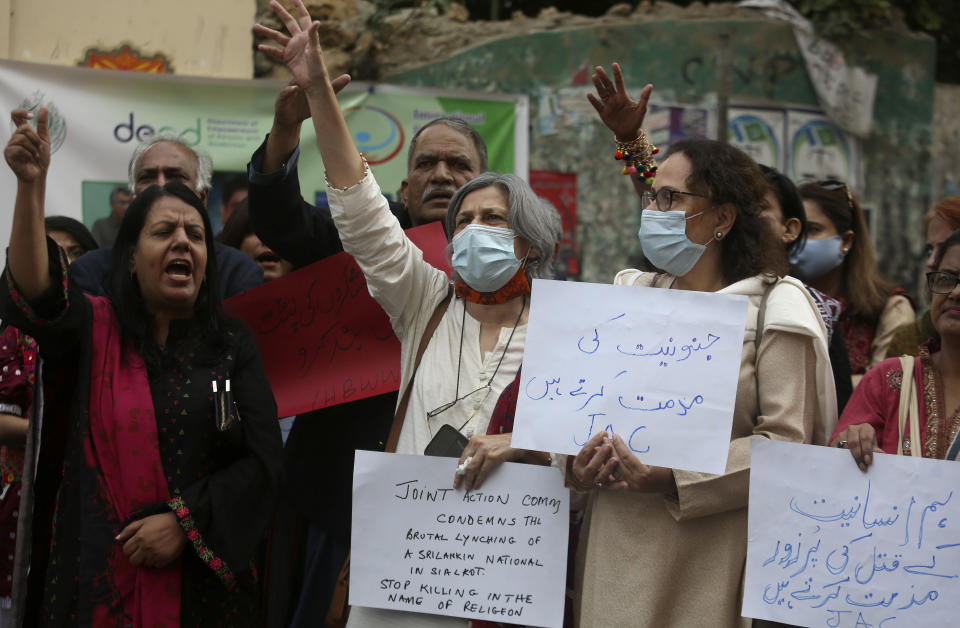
87,296 -> 181,626
947,431 -> 960,461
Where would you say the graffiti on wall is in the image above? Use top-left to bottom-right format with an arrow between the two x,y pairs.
78,45 -> 172,73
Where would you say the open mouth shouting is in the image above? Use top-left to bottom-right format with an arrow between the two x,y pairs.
164,257 -> 195,285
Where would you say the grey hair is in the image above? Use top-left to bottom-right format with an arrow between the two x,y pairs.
445,172 -> 562,281
109,184 -> 130,204
407,117 -> 488,172
127,132 -> 214,194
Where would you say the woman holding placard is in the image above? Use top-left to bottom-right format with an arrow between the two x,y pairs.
832,229 -> 960,467
255,3 -> 563,627
570,63 -> 838,627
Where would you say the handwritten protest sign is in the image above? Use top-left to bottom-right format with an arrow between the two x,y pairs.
225,222 -> 449,417
744,439 -> 960,627
351,451 -> 568,627
511,279 -> 748,474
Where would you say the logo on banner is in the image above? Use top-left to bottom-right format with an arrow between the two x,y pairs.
344,105 -> 405,165
728,114 -> 780,169
112,113 -> 201,146
13,92 -> 67,155
790,119 -> 853,182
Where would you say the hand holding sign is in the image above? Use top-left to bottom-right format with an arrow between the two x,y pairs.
744,440 -> 960,628
512,279 -> 748,474
352,451 -> 568,627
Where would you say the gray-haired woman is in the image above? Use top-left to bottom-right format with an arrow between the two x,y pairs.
255,2 -> 562,626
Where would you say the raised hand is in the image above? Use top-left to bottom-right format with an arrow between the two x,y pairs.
273,74 -> 351,130
255,0 -> 331,94
586,63 -> 653,142
255,0 -> 363,188
5,108 -> 50,183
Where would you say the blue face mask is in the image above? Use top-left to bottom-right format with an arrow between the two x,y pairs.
789,236 -> 845,281
638,209 -> 713,277
451,225 -> 522,293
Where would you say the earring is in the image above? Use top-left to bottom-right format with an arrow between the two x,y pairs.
716,231 -> 724,240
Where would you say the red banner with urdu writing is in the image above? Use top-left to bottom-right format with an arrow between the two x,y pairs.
225,222 -> 450,417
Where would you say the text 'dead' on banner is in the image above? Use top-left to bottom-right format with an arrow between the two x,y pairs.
225,222 -> 449,417
744,439 -> 960,627
511,279 -> 748,474
351,451 -> 568,627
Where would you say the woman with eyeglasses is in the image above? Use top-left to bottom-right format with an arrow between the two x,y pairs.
256,6 -> 563,627
831,229 -> 960,466
886,196 -> 960,358
568,64 -> 837,627
794,182 -> 915,386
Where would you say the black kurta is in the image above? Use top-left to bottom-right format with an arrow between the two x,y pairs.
0,243 -> 282,627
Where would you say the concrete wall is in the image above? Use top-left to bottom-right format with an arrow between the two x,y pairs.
387,18 -> 936,296
2,0 -> 256,78
933,83 -> 960,200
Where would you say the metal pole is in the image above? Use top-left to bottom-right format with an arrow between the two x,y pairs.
716,33 -> 731,143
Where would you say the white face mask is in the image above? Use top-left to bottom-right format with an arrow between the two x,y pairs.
450,225 -> 522,292
637,209 -> 714,276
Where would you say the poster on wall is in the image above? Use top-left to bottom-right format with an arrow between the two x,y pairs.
529,170 -> 579,277
786,109 -> 860,187
0,59 -> 528,243
534,86 -> 711,151
727,107 -> 786,170
645,102 -> 711,152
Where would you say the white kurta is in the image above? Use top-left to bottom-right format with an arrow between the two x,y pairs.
327,169 -> 526,628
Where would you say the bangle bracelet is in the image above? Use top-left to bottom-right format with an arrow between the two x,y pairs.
614,130 -> 658,185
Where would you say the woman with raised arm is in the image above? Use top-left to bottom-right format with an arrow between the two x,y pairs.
569,64 -> 838,627
256,2 -> 562,626
2,108 -> 281,626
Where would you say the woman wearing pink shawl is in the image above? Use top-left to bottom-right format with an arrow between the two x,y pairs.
2,108 -> 282,626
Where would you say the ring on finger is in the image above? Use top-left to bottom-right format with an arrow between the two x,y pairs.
455,456 -> 473,476
837,440 -> 848,449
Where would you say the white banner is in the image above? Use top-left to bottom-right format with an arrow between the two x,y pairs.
512,279 -> 748,474
738,0 -> 877,137
350,451 -> 568,627
745,439 -> 960,627
0,59 -> 527,243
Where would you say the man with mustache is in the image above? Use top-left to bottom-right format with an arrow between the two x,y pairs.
247,81 -> 487,627
247,80 -> 487,267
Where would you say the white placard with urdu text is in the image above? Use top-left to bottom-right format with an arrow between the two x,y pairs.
745,439 -> 960,627
512,279 -> 748,474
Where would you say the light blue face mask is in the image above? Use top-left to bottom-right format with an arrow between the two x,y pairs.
789,235 -> 846,281
638,209 -> 713,277
451,224 -> 522,293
